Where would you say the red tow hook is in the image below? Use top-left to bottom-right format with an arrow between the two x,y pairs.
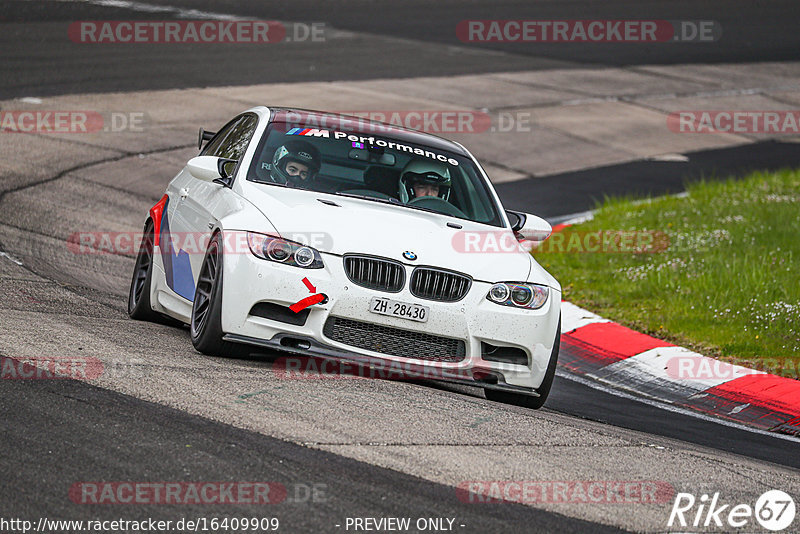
289,293 -> 328,313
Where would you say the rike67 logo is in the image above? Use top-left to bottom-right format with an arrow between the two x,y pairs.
668,490 -> 796,531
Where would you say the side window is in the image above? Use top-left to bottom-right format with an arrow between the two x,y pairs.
215,114 -> 259,161
201,117 -> 239,157
456,169 -> 491,222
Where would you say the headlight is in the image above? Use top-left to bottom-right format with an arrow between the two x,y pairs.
266,240 -> 292,262
293,246 -> 315,267
487,282 -> 548,309
488,283 -> 510,303
247,232 -> 324,269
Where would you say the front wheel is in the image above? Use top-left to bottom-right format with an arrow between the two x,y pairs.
190,233 -> 249,357
485,315 -> 561,410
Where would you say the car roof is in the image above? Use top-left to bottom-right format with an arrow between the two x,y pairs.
265,107 -> 471,156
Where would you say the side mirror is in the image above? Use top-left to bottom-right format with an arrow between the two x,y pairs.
215,158 -> 237,188
507,210 -> 551,242
186,156 -> 236,188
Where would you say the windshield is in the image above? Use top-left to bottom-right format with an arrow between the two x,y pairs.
246,116 -> 503,227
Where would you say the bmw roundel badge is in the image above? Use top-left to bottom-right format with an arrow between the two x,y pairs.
402,251 -> 417,261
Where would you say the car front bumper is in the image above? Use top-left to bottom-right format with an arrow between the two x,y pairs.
220,249 -> 561,391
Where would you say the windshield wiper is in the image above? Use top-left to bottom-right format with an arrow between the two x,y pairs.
332,192 -> 403,205
252,178 -> 290,188
404,204 -> 442,216
334,191 -> 465,219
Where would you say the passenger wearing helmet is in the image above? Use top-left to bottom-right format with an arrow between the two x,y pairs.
269,139 -> 322,187
398,159 -> 452,203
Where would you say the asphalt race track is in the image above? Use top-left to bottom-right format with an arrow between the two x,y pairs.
2,1 -> 800,533
3,0 -> 800,97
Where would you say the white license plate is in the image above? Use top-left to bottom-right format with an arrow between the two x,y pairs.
369,297 -> 429,323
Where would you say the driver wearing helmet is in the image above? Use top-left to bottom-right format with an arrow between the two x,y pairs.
269,139 -> 322,187
398,159 -> 452,203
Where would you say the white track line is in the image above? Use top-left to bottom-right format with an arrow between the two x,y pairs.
560,301 -> 611,333
54,0 -> 245,21
0,251 -> 24,266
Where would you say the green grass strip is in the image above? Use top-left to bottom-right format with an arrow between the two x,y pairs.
535,168 -> 800,378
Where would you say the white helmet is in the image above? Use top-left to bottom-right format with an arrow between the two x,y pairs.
398,158 -> 452,203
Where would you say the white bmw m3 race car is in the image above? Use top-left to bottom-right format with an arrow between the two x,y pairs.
128,108 -> 562,408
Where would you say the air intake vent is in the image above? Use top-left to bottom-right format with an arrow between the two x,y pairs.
343,255 -> 405,293
410,267 -> 471,302
323,317 -> 466,362
249,302 -> 310,326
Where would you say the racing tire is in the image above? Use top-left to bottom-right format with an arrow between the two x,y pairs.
485,315 -> 561,410
190,232 -> 250,357
128,220 -> 164,322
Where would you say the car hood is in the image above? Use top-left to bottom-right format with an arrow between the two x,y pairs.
243,185 -> 537,283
